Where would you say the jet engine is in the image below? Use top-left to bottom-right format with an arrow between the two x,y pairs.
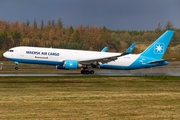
63,60 -> 79,69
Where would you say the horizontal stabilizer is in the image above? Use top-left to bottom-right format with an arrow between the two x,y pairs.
148,58 -> 176,64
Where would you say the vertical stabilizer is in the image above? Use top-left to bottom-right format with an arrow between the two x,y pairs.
140,30 -> 174,59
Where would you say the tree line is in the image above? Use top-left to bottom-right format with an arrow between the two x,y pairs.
0,19 -> 180,60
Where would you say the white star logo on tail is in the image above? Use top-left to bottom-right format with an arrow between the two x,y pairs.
156,45 -> 163,52
154,43 -> 164,54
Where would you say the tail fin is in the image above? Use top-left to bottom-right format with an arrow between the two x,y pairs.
140,30 -> 174,59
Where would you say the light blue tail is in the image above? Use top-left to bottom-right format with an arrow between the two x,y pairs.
140,30 -> 174,59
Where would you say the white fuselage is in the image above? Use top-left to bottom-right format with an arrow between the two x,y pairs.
3,46 -> 167,70
3,46 -> 140,68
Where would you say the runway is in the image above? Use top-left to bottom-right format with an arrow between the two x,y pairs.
0,73 -> 134,76
0,71 -> 179,76
0,65 -> 180,76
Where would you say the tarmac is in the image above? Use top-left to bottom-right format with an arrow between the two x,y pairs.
0,66 -> 180,76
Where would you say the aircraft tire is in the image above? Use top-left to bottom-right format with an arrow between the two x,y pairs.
85,70 -> 90,74
15,67 -> 18,70
81,70 -> 85,74
90,70 -> 94,74
81,69 -> 94,74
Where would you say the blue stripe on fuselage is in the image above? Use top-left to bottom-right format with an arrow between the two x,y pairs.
8,58 -> 63,66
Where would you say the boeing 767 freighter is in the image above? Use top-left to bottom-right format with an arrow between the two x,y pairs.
3,30 -> 174,74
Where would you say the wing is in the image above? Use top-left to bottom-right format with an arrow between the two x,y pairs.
78,42 -> 136,65
79,54 -> 122,65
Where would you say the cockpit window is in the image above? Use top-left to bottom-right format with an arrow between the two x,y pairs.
9,50 -> 14,52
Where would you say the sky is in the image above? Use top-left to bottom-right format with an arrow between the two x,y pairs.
0,0 -> 180,30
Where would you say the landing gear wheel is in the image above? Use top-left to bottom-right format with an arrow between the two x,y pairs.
90,70 -> 94,74
81,69 -> 94,74
85,70 -> 90,74
81,65 -> 94,74
15,66 -> 18,70
81,70 -> 85,74
14,61 -> 19,70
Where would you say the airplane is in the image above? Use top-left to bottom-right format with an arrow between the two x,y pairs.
3,30 -> 174,74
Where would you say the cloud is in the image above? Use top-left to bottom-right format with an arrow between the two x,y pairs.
0,0 -> 180,30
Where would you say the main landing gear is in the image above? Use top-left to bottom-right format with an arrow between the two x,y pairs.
80,66 -> 94,74
14,61 -> 19,70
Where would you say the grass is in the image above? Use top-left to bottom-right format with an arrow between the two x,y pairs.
0,76 -> 180,119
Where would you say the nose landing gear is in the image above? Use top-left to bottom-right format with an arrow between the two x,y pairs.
14,61 -> 19,70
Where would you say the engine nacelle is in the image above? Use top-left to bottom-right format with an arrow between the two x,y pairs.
63,60 -> 78,70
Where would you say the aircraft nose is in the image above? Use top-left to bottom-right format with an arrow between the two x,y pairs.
3,52 -> 8,58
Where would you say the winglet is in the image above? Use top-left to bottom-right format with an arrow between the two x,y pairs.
124,42 -> 136,54
120,42 -> 136,56
101,46 -> 108,52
